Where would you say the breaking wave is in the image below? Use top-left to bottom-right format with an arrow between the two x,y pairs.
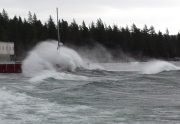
22,41 -> 86,77
29,70 -> 88,83
141,61 -> 180,74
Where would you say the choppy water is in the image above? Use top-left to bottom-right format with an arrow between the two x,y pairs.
0,61 -> 180,124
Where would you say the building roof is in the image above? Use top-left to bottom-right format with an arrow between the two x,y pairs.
0,41 -> 14,44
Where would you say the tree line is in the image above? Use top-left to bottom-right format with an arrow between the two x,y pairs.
0,9 -> 180,59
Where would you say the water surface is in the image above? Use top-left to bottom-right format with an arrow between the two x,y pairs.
0,61 -> 180,124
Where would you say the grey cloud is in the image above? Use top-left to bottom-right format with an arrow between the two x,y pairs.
56,0 -> 180,9
1,0 -> 180,34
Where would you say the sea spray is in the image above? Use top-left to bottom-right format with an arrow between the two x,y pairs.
97,61 -> 180,74
141,60 -> 180,74
22,41 -> 86,77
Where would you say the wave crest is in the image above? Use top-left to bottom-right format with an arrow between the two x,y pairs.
22,41 -> 86,77
141,61 -> 180,74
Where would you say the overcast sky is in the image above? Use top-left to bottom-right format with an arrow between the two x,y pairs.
1,0 -> 180,34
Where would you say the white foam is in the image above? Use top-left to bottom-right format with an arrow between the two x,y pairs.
0,87 -> 91,123
29,70 -> 88,83
141,60 -> 180,74
22,41 -> 86,77
97,61 -> 180,74
87,63 -> 104,70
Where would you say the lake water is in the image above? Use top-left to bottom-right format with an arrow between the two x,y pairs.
0,61 -> 180,124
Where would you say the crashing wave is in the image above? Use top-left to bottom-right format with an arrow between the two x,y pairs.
22,41 -> 86,77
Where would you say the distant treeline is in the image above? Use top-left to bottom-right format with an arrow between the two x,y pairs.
0,9 -> 180,59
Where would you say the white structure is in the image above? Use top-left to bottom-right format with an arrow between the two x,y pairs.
0,41 -> 14,55
0,41 -> 14,62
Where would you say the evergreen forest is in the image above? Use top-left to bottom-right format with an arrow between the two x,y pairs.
1,9 -> 180,60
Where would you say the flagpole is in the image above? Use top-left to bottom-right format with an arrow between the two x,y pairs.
57,8 -> 60,49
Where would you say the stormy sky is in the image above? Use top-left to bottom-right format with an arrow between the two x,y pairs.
1,0 -> 180,34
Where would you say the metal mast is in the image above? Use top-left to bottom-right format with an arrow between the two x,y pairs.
57,8 -> 60,49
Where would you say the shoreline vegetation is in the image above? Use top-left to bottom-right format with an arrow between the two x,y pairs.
1,9 -> 180,62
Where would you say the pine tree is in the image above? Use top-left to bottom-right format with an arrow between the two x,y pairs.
112,24 -> 119,45
81,20 -> 89,39
0,12 -> 3,40
28,11 -> 33,24
2,9 -> 9,21
69,19 -> 80,44
149,26 -> 155,36
177,32 -> 180,56
96,18 -> 105,43
32,13 -> 37,24
165,28 -> 169,35
1,9 -> 9,41
131,23 -> 139,33
89,21 -> 96,39
142,25 -> 149,34
47,15 -> 56,40
60,19 -> 69,42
